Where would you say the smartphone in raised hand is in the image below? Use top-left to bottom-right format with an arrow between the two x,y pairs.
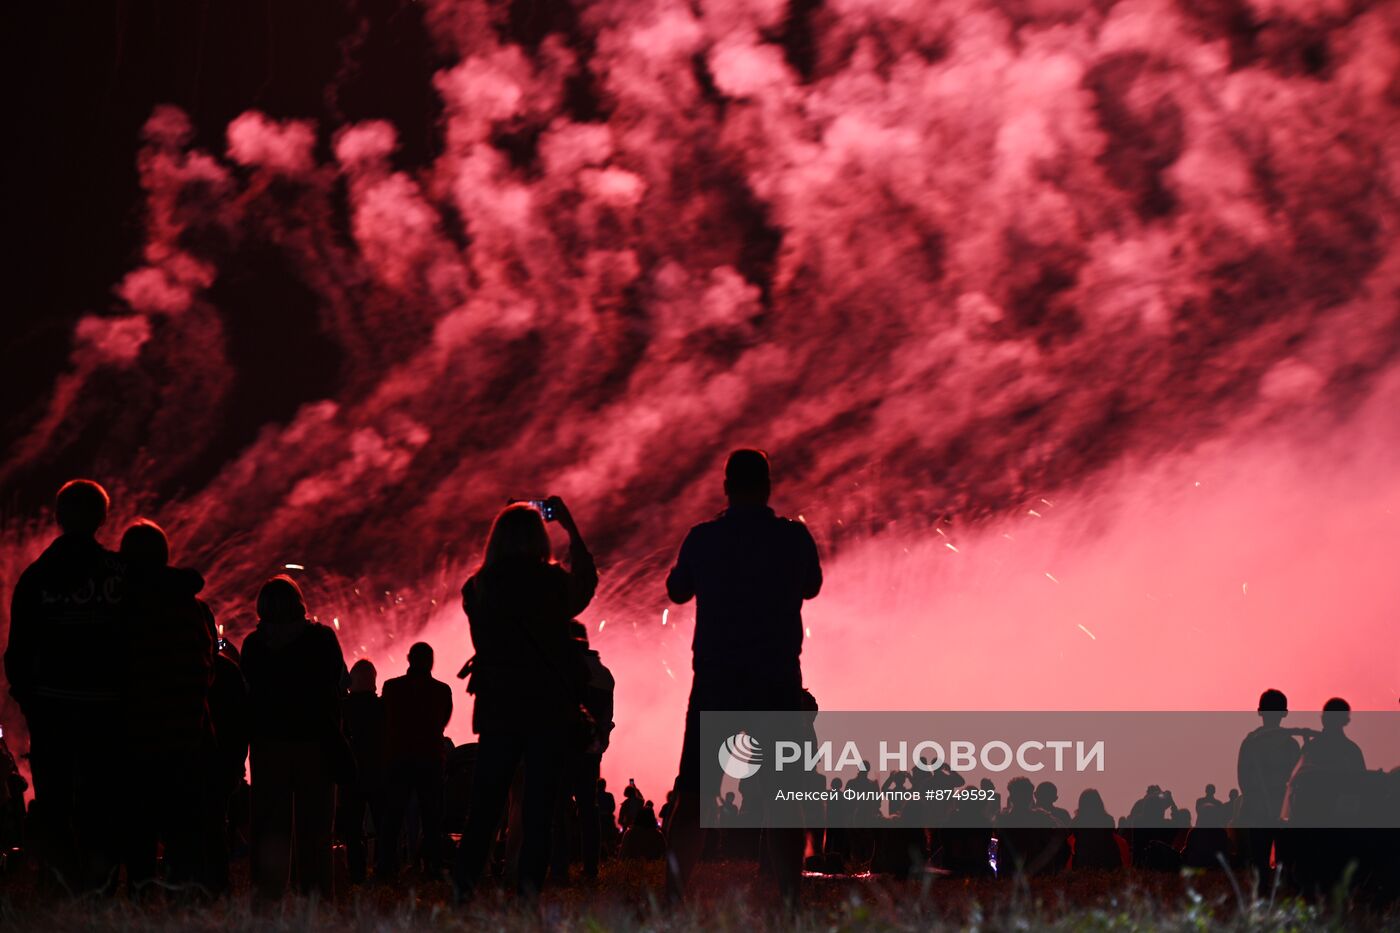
509,497 -> 557,521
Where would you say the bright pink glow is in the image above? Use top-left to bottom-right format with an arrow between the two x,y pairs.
4,0 -> 1400,797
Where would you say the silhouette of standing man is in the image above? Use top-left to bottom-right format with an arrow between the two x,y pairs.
663,449 -> 822,906
5,479 -> 126,892
117,519 -> 217,894
1235,688 -> 1301,890
380,642 -> 453,879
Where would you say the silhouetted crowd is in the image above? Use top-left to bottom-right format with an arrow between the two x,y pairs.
2,478 -> 623,902
2,454 -> 1397,908
711,687 -> 1396,899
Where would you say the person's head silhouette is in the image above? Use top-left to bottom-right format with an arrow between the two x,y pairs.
349,659 -> 377,694
1034,781 -> 1059,808
483,503 -> 551,568
55,479 -> 110,538
724,449 -> 771,507
257,574 -> 307,625
1321,697 -> 1351,731
1204,783 -> 1216,798
120,519 -> 169,568
1076,788 -> 1110,820
1257,688 -> 1288,726
408,641 -> 434,673
1006,776 -> 1035,809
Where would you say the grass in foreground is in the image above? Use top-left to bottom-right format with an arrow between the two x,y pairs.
1,859 -> 1395,931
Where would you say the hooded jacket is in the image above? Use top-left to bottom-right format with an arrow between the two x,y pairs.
121,563 -> 216,754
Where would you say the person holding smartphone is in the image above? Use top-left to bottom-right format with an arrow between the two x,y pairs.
453,496 -> 597,899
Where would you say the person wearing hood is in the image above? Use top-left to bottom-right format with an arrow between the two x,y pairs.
240,575 -> 349,901
5,479 -> 126,893
453,496 -> 597,900
117,519 -> 217,895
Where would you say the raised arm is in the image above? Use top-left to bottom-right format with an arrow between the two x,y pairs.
549,496 -> 598,616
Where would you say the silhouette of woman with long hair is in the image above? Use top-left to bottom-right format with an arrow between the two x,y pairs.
453,497 -> 597,899
240,575 -> 349,901
1070,788 -> 1125,870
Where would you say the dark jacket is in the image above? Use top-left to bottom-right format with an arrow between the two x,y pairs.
342,691 -> 388,789
121,564 -> 216,754
6,534 -> 127,711
666,505 -> 822,673
240,622 -> 348,744
1236,726 -> 1301,823
1070,811 -> 1124,870
209,652 -> 251,783
383,672 -> 453,765
461,541 -> 596,735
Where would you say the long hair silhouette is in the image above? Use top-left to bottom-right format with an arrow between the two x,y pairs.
482,504 -> 551,570
256,574 -> 307,623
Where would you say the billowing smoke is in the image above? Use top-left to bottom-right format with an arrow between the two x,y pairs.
4,0 -> 1400,795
